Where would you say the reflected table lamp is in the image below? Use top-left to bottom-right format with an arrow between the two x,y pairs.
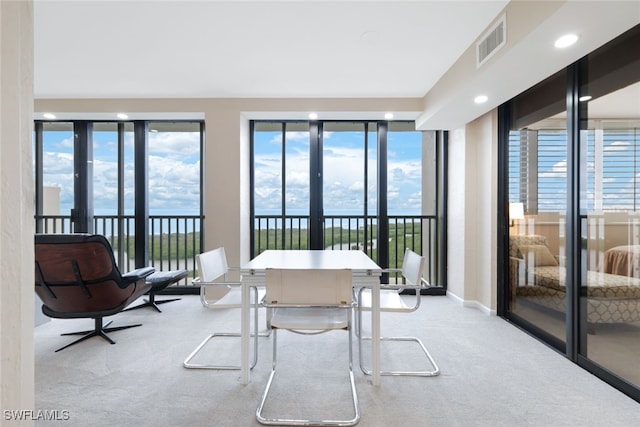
509,202 -> 524,227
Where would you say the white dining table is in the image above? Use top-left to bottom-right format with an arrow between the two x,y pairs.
240,250 -> 382,385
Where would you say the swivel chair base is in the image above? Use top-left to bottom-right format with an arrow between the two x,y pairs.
56,318 -> 142,352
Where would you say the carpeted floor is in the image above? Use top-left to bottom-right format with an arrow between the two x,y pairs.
34,294 -> 640,426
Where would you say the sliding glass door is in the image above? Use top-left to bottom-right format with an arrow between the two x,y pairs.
500,23 -> 640,401
578,27 -> 640,391
505,71 -> 568,349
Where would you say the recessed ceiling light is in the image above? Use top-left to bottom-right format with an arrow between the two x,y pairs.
554,34 -> 578,49
384,112 -> 394,120
474,95 -> 488,104
579,95 -> 592,102
308,113 -> 318,120
117,113 -> 129,119
43,113 -> 56,119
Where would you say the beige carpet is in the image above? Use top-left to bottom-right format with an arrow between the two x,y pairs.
34,294 -> 640,426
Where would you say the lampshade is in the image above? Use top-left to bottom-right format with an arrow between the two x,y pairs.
509,202 -> 524,220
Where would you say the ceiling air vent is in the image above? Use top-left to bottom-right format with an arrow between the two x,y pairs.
476,14 -> 506,68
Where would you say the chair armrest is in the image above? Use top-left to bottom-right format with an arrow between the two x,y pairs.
379,268 -> 402,274
192,277 -> 241,287
121,266 -> 155,287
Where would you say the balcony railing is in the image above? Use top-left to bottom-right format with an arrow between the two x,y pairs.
254,214 -> 441,286
36,213 -> 442,289
35,214 -> 203,286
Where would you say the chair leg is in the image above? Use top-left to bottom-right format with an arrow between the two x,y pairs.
357,308 -> 439,377
124,293 -> 182,313
256,310 -> 360,426
183,287 -> 263,370
55,318 -> 143,352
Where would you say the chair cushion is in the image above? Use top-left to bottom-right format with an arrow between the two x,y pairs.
271,307 -> 348,330
146,269 -> 189,291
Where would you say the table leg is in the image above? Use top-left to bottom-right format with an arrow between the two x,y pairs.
240,281 -> 250,384
372,281 -> 380,386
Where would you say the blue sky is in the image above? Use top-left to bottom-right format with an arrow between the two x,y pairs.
42,128 -> 200,214
40,125 -> 423,216
253,128 -> 422,214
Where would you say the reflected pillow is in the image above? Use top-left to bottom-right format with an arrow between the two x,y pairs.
518,244 -> 559,266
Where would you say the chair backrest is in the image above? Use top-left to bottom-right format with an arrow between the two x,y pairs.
196,247 -> 229,282
265,268 -> 353,305
34,233 -> 131,313
401,248 -> 426,286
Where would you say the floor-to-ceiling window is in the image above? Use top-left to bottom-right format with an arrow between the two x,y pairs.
34,119 -> 204,287
251,120 -> 446,288
500,24 -> 640,402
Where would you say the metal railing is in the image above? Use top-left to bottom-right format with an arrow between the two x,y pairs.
36,213 -> 442,288
253,214 -> 441,286
35,214 -> 203,286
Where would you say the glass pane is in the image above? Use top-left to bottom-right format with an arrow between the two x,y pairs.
42,122 -> 74,232
580,24 -> 640,388
253,122 -> 283,214
252,121 -> 309,252
148,122 -> 201,215
387,122 -> 422,215
92,123 -> 121,215
285,122 -> 309,215
147,122 -> 202,272
323,122 -> 365,215
367,123 -> 378,216
322,122 -> 366,251
508,71 -> 568,345
387,122 -> 424,272
92,122 -> 135,269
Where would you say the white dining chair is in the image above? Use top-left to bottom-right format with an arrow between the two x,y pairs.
255,268 -> 359,426
183,247 -> 266,370
356,248 -> 440,377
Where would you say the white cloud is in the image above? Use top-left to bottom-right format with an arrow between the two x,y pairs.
604,141 -> 630,151
539,160 -> 567,178
149,131 -> 200,159
254,141 -> 422,212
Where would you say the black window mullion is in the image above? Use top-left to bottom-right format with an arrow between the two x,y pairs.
134,120 -> 149,268
72,121 -> 94,233
378,121 -> 389,281
309,121 -> 323,249
117,122 -> 125,268
35,122 -> 44,233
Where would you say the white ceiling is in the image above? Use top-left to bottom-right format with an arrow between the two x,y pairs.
33,0 -> 509,99
33,1 -> 640,128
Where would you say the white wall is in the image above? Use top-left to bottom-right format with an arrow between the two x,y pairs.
447,128 -> 467,301
1,0 -> 35,422
446,111 -> 497,314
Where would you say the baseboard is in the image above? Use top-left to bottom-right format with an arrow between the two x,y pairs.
446,291 -> 496,316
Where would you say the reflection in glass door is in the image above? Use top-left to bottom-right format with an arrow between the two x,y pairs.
506,71 -> 568,347
579,27 -> 640,389
502,24 -> 640,401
